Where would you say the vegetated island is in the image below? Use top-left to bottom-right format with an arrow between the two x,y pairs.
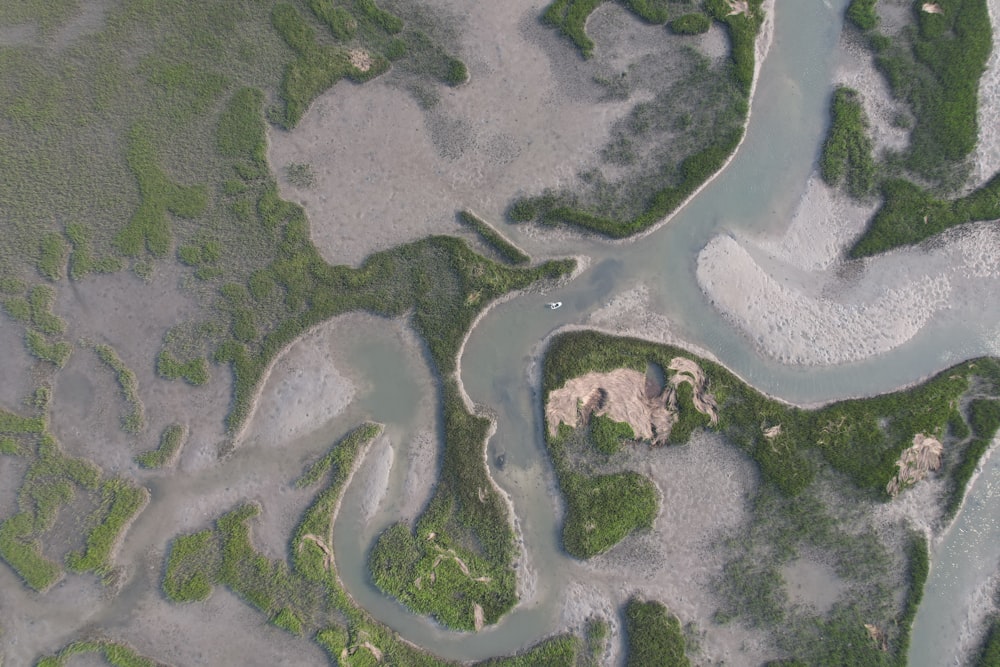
540,329 -> 1000,664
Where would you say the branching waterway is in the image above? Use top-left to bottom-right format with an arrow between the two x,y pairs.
322,0 -> 1000,664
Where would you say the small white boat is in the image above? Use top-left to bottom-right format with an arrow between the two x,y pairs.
547,301 -> 562,310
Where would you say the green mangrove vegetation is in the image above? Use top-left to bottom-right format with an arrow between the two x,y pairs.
35,639 -> 161,667
514,0 -> 763,238
821,86 -> 876,200
93,344 -> 145,435
136,424 -> 187,469
66,478 -> 149,578
623,598 -> 690,667
457,210 -> 530,265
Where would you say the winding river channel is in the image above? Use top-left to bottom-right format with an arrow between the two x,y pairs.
326,0 -> 1000,664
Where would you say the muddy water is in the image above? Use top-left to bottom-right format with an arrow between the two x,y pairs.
327,0 -> 1000,664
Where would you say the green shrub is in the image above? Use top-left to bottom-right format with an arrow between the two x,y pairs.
457,211 -> 530,265
589,414 -> 634,454
136,424 -> 186,469
25,330 -> 71,367
561,470 -> 658,558
157,350 -> 209,385
66,479 -> 148,576
624,598 -> 689,666
846,0 -> 877,30
820,87 -> 877,199
623,0 -> 669,24
542,0 -> 604,58
669,13 -> 710,35
273,607 -> 303,635
976,618 -> 1000,667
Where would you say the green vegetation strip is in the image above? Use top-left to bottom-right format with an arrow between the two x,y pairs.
0,434 -> 101,591
94,344 -> 145,434
35,639 -> 161,667
943,398 -> 1000,519
66,479 -> 149,576
542,331 -> 1000,556
975,617 -> 1000,667
3,285 -> 66,336
164,422 -> 580,665
136,424 -> 187,469
542,0 -> 670,58
821,87 -> 876,200
624,598 -> 690,667
457,211 -> 530,265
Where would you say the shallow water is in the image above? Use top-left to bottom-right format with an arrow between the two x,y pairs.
324,0 -> 1000,663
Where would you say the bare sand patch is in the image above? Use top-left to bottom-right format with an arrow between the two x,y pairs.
545,360 -> 717,443
782,558 -> 845,613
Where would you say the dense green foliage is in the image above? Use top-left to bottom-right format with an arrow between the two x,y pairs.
875,0 -> 991,185
589,414 -> 634,454
136,424 -> 187,469
457,211 -> 530,265
821,87 -> 876,199
944,399 -> 1000,518
66,479 -> 148,576
624,598 -> 690,666
560,470 -> 657,557
112,126 -> 208,258
669,13 -> 711,35
156,351 -> 209,385
975,618 -> 1000,667
37,233 -> 68,281
846,0 -> 878,30
94,344 -> 145,434
541,0 -> 608,58
25,329 -> 72,368
850,173 -> 1000,257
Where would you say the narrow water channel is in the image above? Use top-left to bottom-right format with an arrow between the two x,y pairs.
329,0 -> 1000,663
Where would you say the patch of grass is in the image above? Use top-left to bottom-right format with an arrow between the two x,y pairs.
560,470 -> 657,558
136,424 -> 186,469
93,344 -> 145,434
850,172 -> 1000,257
873,0 -> 991,186
589,413 -> 633,455
35,639 -> 160,667
112,125 -> 208,258
582,618 -> 609,666
0,513 -> 62,592
669,13 -> 711,35
66,478 -> 148,576
457,211 -> 530,265
975,618 -> 1000,667
271,4 -> 389,129
4,285 -> 66,336
0,437 -> 20,456
821,87 -> 876,199
162,529 -> 219,603
0,408 -> 45,434
943,399 -> 1000,519
25,330 -> 72,368
624,598 -> 690,667
846,0 -> 878,30
542,0 -> 670,58
37,233 -> 68,281
156,350 -> 209,385
273,607 -> 303,635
